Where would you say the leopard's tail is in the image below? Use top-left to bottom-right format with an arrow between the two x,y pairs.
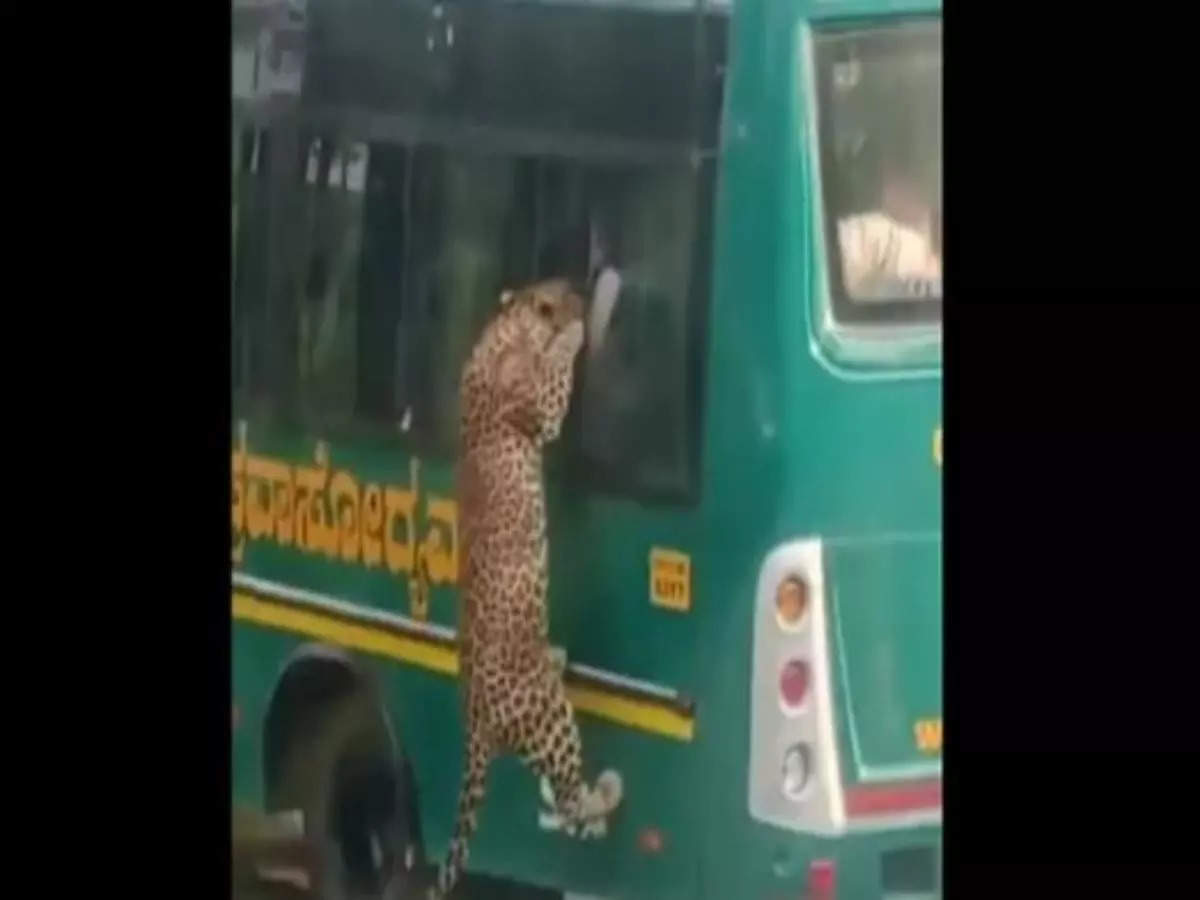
429,730 -> 491,899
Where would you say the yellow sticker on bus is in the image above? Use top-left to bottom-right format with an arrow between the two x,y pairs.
914,717 -> 943,754
650,548 -> 691,613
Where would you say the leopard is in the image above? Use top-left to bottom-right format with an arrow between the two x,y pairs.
429,278 -> 622,898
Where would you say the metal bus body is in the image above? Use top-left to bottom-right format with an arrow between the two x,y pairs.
231,0 -> 941,896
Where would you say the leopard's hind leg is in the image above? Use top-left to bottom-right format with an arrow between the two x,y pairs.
513,670 -> 622,834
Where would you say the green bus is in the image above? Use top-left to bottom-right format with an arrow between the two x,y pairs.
231,0 -> 942,897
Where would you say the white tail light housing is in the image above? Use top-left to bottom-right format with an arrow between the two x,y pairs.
748,539 -> 846,835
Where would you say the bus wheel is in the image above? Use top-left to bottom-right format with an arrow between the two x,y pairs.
263,648 -> 425,900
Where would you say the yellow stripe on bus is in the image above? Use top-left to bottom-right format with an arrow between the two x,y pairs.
232,592 -> 695,742
565,685 -> 695,742
233,592 -> 460,675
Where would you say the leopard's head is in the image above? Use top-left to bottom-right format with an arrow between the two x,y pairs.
462,278 -> 586,447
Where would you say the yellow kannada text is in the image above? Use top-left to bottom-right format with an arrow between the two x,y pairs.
232,434 -> 458,619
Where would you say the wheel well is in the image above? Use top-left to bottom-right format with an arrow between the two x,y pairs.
262,645 -> 426,893
262,645 -> 398,802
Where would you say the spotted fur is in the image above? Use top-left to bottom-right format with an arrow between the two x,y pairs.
430,279 -> 618,898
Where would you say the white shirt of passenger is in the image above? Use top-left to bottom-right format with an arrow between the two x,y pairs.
837,212 -> 941,299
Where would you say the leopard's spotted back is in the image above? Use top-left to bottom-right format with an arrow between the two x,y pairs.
430,280 -> 619,899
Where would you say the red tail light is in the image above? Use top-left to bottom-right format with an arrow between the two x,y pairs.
779,659 -> 811,712
808,858 -> 836,900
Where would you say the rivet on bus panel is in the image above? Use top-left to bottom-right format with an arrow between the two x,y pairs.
637,827 -> 664,855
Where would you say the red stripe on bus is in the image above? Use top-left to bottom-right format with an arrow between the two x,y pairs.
844,778 -> 941,817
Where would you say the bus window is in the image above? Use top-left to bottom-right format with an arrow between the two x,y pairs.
231,126 -> 269,406
397,148 -> 534,450
231,126 -> 241,390
813,20 -> 942,325
557,164 -> 706,501
397,151 -> 712,504
231,0 -> 724,503
296,138 -> 370,425
231,127 -> 376,428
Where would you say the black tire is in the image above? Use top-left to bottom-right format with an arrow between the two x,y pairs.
266,689 -> 424,900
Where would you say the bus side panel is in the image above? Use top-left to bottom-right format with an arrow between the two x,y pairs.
233,611 -> 702,899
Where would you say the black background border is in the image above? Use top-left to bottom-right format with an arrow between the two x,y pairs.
14,1 -> 1200,894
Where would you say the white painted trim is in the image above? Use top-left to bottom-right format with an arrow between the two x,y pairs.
567,662 -> 683,703
233,571 -> 456,642
808,337 -> 943,384
857,760 -> 943,783
798,540 -> 846,832
822,530 -> 942,548
748,538 -> 847,835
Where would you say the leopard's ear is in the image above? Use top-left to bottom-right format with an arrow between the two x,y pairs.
499,289 -> 515,307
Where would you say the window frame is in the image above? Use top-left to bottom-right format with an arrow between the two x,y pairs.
811,16 -> 943,329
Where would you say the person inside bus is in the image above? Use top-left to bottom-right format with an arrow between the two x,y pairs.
837,143 -> 941,299
577,213 -> 651,472
536,209 -> 655,477
585,217 -> 623,360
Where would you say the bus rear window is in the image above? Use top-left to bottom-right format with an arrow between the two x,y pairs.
813,20 -> 942,325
